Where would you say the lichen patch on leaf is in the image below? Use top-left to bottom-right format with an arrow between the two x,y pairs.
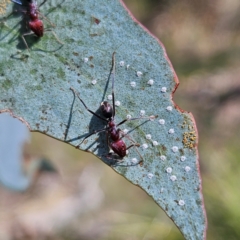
0,0 -> 10,15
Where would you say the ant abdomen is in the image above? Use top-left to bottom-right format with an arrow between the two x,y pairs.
111,140 -> 126,158
29,20 -> 43,37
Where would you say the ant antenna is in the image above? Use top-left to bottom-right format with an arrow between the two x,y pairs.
70,87 -> 107,123
39,0 -> 48,8
111,52 -> 116,119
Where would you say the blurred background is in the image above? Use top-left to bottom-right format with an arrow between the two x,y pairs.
1,0 -> 240,239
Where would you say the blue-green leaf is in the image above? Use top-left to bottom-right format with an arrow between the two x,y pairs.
0,0 -> 207,239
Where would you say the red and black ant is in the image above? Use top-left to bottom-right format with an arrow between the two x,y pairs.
3,0 -> 63,50
69,53 -> 157,166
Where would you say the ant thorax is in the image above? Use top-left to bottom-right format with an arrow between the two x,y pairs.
108,122 -> 120,141
29,2 -> 39,20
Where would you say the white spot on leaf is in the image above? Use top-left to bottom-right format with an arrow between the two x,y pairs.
170,175 -> 177,181
181,156 -> 186,162
166,167 -> 172,173
147,79 -> 154,85
148,173 -> 154,179
161,87 -> 167,93
179,200 -> 185,206
159,119 -> 165,125
160,155 -> 166,161
185,166 -> 191,172
131,158 -> 138,164
140,110 -> 145,116
115,101 -> 121,106
123,129 -> 129,135
146,134 -> 152,140
142,143 -> 148,149
169,128 -> 175,134
91,79 -> 97,85
172,146 -> 179,152
130,81 -> 136,87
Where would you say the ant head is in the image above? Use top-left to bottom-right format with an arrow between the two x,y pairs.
100,101 -> 113,119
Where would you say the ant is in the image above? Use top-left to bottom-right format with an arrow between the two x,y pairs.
69,53 -> 157,166
3,0 -> 63,50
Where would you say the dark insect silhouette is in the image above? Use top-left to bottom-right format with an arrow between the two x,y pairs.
69,53 -> 157,165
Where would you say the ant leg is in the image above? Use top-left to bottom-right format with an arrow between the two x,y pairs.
106,129 -> 110,149
105,133 -> 112,158
44,28 -> 63,45
122,132 -> 140,149
38,12 -> 56,27
116,115 -> 158,127
70,87 -> 108,123
120,131 -> 143,164
64,88 -> 76,141
126,143 -> 140,150
39,0 -> 48,8
73,128 -> 108,148
21,32 -> 35,51
66,87 -> 108,145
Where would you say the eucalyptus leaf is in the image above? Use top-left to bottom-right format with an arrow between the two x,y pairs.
0,0 -> 207,239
